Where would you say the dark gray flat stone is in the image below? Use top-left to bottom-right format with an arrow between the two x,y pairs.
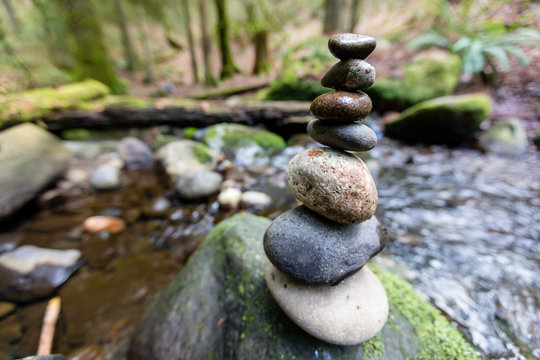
307,119 -> 377,151
264,206 -> 386,285
321,59 -> 375,91
328,33 -> 376,60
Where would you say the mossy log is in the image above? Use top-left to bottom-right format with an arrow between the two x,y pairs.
0,123 -> 70,220
0,80 -> 110,126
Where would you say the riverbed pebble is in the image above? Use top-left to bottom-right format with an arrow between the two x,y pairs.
83,216 -> 126,234
264,206 -> 386,284
310,91 -> 372,122
328,33 -> 376,60
286,148 -> 378,223
265,260 -> 388,345
176,171 -> 223,199
321,59 -> 375,91
241,191 -> 272,208
307,119 -> 377,151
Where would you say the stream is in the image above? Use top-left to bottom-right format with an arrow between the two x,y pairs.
0,130 -> 538,360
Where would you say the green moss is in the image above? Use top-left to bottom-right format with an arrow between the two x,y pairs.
62,128 -> 91,140
367,52 -> 461,111
264,68 -> 331,101
251,131 -> 287,150
363,333 -> 385,358
385,93 -> 492,144
191,142 -> 214,164
371,264 -> 481,360
150,135 -> 177,150
183,127 -> 198,139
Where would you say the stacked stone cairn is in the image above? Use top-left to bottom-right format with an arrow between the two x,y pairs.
263,34 -> 388,345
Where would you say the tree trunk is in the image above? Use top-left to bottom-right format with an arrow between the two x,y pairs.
348,0 -> 362,33
113,0 -> 137,72
180,0 -> 199,83
0,15 -> 35,86
1,0 -> 20,31
214,0 -> 239,80
199,0 -> 217,86
323,0 -> 345,34
63,0 -> 124,93
135,2 -> 155,83
253,30 -> 270,75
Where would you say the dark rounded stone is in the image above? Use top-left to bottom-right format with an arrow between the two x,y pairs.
310,91 -> 372,122
328,33 -> 376,60
263,205 -> 386,285
307,119 -> 377,151
321,59 -> 375,91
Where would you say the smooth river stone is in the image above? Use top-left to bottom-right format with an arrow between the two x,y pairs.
328,33 -> 376,60
321,59 -> 375,91
264,205 -> 386,285
307,119 -> 377,151
286,148 -> 378,224
310,91 -> 372,122
265,260 -> 388,345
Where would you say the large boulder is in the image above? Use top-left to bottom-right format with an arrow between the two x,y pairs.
202,123 -> 286,166
129,214 -> 480,360
0,123 -> 71,220
385,93 -> 492,145
155,140 -> 219,180
366,51 -> 461,111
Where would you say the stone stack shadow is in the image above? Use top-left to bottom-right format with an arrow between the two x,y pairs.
263,33 -> 388,345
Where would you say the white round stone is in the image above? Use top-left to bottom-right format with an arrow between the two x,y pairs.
265,259 -> 388,345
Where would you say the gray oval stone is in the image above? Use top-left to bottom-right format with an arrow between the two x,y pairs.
286,148 -> 378,224
265,261 -> 388,346
321,59 -> 375,91
308,119 -> 377,151
176,171 -> 223,199
328,33 -> 376,60
264,205 -> 386,285
310,91 -> 372,122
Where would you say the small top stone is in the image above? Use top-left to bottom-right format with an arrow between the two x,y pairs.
328,33 -> 376,60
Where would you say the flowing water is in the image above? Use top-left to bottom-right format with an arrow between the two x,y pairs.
0,134 -> 538,360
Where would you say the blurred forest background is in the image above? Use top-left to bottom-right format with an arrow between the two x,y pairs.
0,0 -> 538,100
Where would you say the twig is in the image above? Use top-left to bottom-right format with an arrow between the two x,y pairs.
37,296 -> 61,355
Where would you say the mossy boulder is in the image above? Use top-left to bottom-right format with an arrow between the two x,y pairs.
385,93 -> 492,144
155,140 -> 219,180
202,123 -> 286,165
129,213 -> 480,360
478,118 -> 528,155
366,51 -> 461,111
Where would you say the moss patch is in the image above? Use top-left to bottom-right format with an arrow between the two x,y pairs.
191,142 -> 214,164
367,51 -> 461,111
371,264 -> 481,360
385,93 -> 492,144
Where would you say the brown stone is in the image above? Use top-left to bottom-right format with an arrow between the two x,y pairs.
310,91 -> 372,122
286,148 -> 378,224
83,216 -> 126,234
321,59 -> 375,91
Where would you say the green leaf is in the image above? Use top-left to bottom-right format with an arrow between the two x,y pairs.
483,46 -> 510,71
503,45 -> 530,67
408,33 -> 451,49
452,37 -> 472,52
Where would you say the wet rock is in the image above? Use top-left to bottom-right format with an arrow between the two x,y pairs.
117,137 -> 154,170
217,188 -> 242,209
143,197 -> 171,217
366,50 -> 461,111
0,123 -> 71,220
286,148 -> 378,224
19,356 -> 68,360
310,91 -> 372,122
155,140 -> 219,180
0,302 -> 15,319
265,261 -> 388,345
478,118 -> 528,155
0,246 -> 81,302
328,33 -> 376,60
69,344 -> 105,360
321,59 -> 376,91
90,163 -> 120,190
241,191 -> 272,208
202,123 -> 286,166
385,94 -> 492,144
83,216 -> 126,234
129,213 -> 480,360
176,171 -> 223,199
65,167 -> 89,185
307,119 -> 377,151
264,206 -> 385,284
